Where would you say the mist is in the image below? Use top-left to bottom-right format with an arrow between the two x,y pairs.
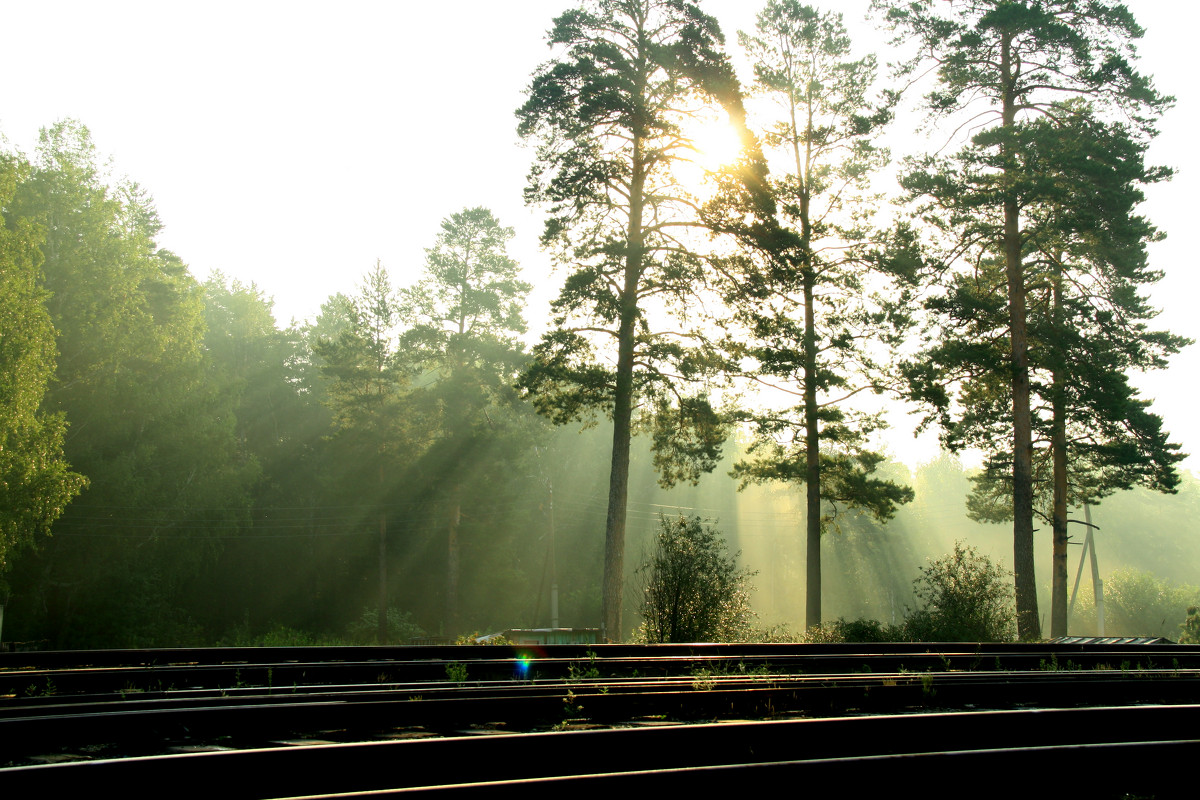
4,1 -> 1198,649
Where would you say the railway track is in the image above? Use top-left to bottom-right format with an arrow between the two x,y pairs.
3,642 -> 1198,797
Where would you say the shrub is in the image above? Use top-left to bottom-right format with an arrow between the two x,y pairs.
1069,569 -> 1200,638
635,515 -> 756,643
904,541 -> 1015,642
805,617 -> 907,643
750,624 -> 805,643
347,607 -> 425,644
1179,607 -> 1200,644
218,618 -> 344,647
1103,569 -> 1200,639
455,631 -> 512,645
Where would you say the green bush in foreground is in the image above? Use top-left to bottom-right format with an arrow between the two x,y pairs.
635,515 -> 756,643
799,542 -> 1015,643
904,541 -> 1015,642
347,607 -> 426,645
805,617 -> 907,644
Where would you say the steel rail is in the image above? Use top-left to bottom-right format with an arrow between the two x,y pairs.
5,666 -> 1200,760
4,644 -> 1196,698
3,705 -> 1197,798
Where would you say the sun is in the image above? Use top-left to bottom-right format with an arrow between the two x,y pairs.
671,113 -> 746,198
689,117 -> 744,171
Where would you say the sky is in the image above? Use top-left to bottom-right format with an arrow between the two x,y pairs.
3,0 -> 1197,472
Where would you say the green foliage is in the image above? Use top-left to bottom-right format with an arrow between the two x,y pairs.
315,262 -> 414,449
403,207 -> 529,345
635,515 -> 756,643
454,632 -> 512,646
1071,569 -> 1200,639
399,206 -> 533,447
516,0 -> 755,453
568,649 -> 601,681
291,222 -> 546,642
914,110 -> 1186,522
0,151 -> 86,578
20,122 -> 253,511
218,619 -> 343,647
401,208 -> 544,637
3,121 -> 256,647
874,0 -> 1168,126
648,396 -> 730,489
347,607 -> 426,645
748,624 -> 805,643
202,273 -> 324,499
734,438 -> 914,528
1179,607 -> 1200,645
310,256 -> 436,648
804,617 -> 905,644
904,542 -> 1015,642
445,661 -> 468,684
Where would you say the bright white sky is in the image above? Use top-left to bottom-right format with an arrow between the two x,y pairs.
3,0 -> 1197,472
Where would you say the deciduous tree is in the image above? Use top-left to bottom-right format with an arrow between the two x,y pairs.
636,515 -> 755,643
0,152 -> 85,578
905,541 -> 1015,642
6,121 -> 256,646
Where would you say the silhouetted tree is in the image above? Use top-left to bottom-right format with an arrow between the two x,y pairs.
876,0 -> 1172,638
517,0 -> 764,639
729,1 -> 913,630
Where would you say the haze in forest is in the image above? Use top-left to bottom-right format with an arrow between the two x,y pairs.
2,0 -> 1198,647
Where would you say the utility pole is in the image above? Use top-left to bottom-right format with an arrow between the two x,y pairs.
378,463 -> 388,645
1068,502 -> 1104,636
549,478 -> 558,628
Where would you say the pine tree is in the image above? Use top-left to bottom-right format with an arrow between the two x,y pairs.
517,0 -> 764,640
399,207 -> 535,635
938,111 -> 1187,636
876,0 -> 1173,639
314,262 -> 424,643
726,1 -> 913,630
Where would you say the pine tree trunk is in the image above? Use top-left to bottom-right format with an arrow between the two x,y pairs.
446,494 -> 461,637
797,88 -> 821,631
804,271 -> 821,631
377,509 -> 388,645
1050,274 -> 1069,637
603,325 -> 635,642
601,132 -> 646,642
1002,35 -> 1040,640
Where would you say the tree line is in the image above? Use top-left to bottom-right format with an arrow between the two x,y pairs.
1,0 -> 1188,646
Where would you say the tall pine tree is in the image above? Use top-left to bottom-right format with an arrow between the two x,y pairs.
517,0 -> 766,639
876,0 -> 1172,639
728,1 -> 913,630
400,207 -> 535,635
919,110 -> 1186,636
